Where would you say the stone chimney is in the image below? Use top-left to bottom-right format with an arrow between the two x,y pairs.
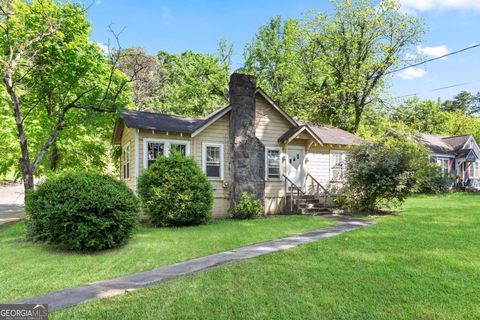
229,73 -> 265,206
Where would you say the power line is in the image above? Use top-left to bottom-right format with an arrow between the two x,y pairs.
432,81 -> 473,92
392,79 -> 480,99
386,43 -> 480,75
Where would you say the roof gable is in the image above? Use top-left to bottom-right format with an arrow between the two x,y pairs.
418,134 -> 455,155
255,88 -> 298,127
418,133 -> 480,158
442,135 -> 472,152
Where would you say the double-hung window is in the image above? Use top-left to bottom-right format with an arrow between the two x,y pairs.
266,148 -> 281,180
437,158 -> 450,177
471,161 -> 479,178
170,143 -> 187,156
144,139 -> 190,168
123,144 -> 130,179
203,143 -> 223,179
146,142 -> 165,167
330,151 -> 347,181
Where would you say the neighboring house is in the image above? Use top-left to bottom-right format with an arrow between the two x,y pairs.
113,73 -> 363,217
419,133 -> 480,184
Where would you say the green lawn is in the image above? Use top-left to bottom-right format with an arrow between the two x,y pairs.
0,215 -> 335,303
54,193 -> 480,319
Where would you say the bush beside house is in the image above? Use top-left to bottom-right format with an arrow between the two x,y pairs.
337,139 -> 447,213
229,192 -> 263,219
138,154 -> 213,227
25,172 -> 139,251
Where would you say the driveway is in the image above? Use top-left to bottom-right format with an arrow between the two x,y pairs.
0,182 -> 25,224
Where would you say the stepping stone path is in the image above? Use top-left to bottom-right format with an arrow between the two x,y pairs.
14,215 -> 375,311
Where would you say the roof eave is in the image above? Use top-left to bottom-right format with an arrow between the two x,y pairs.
191,106 -> 232,137
255,88 -> 298,128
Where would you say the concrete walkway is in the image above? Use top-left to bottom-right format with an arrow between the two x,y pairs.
14,215 -> 375,311
0,182 -> 24,225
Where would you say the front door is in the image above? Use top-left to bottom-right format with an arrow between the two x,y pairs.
286,147 -> 305,190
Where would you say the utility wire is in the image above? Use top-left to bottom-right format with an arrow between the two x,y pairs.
393,79 -> 480,99
386,43 -> 480,75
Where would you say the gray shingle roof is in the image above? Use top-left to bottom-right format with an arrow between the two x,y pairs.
121,106 -> 230,134
418,133 -> 473,155
119,104 -> 363,147
278,122 -> 364,146
441,135 -> 471,152
307,123 -> 365,146
418,134 -> 455,155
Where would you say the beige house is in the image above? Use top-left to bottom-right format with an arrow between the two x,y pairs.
113,73 -> 363,217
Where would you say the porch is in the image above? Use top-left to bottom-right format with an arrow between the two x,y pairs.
274,125 -> 348,214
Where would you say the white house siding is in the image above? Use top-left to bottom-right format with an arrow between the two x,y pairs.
192,113 -> 231,218
120,92 -> 355,216
255,93 -> 296,214
305,145 -> 331,183
120,126 -> 136,189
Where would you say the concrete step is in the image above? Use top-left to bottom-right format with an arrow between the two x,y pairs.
298,202 -> 325,209
299,207 -> 331,215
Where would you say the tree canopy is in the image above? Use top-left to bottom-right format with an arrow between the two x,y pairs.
243,0 -> 423,132
0,0 -> 134,188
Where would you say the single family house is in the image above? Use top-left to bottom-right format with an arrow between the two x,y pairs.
113,73 -> 363,217
419,133 -> 480,187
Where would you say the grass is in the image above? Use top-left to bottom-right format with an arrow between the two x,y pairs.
54,193 -> 480,319
0,215 -> 335,303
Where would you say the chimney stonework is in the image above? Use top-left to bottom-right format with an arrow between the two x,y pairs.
229,73 -> 265,206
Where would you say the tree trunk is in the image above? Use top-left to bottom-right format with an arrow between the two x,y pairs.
3,69 -> 35,191
50,141 -> 59,171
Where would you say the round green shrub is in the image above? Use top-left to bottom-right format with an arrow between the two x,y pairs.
138,154 -> 213,227
229,192 -> 263,219
25,172 -> 139,251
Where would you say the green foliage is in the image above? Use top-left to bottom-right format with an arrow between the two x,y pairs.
155,40 -> 232,116
360,97 -> 480,150
415,163 -> 452,194
243,0 -> 424,132
0,0 -> 132,178
390,97 -> 448,134
138,154 -> 213,227
337,138 -> 430,212
441,91 -> 480,115
117,47 -> 167,109
25,172 -> 139,251
229,192 -> 263,219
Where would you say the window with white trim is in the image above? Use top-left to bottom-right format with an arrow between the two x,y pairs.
144,139 -> 190,168
471,161 -> 479,178
146,142 -> 165,167
123,144 -> 130,179
436,158 -> 450,177
169,143 -> 187,156
330,151 -> 347,181
202,143 -> 223,179
266,148 -> 281,180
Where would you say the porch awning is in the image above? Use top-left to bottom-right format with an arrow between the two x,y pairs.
278,125 -> 324,145
458,149 -> 478,162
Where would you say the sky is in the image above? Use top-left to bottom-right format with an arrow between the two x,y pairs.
85,0 -> 480,101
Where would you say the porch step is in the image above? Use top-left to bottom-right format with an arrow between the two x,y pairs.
284,195 -> 332,215
298,202 -> 325,209
299,207 -> 332,215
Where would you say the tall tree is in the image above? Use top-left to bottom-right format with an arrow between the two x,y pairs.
156,40 -> 233,116
117,47 -> 167,110
243,0 -> 423,132
390,97 -> 447,134
0,0 -> 139,190
441,91 -> 480,115
243,17 -> 302,106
